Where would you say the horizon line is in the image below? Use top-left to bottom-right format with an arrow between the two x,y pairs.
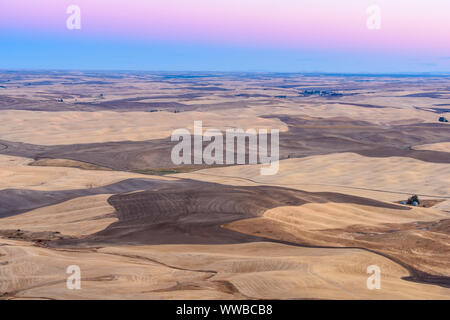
1,68 -> 450,77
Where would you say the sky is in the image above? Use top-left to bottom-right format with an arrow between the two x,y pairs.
1,0 -> 449,73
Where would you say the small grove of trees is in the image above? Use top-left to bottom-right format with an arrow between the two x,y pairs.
406,195 -> 420,205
